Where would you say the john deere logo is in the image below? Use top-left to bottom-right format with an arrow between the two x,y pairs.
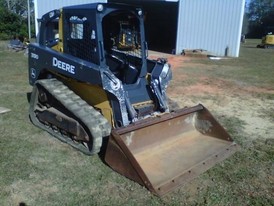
31,68 -> 36,79
52,57 -> 75,75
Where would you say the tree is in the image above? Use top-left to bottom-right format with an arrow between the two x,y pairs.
0,7 -> 22,39
2,0 -> 28,16
247,0 -> 274,37
0,0 -> 34,40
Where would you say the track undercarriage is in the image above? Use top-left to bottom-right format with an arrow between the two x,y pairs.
29,78 -> 111,155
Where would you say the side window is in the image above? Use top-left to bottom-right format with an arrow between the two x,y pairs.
45,19 -> 59,47
66,15 -> 99,64
69,16 -> 86,39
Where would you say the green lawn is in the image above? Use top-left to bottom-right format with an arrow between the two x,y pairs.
0,39 -> 273,205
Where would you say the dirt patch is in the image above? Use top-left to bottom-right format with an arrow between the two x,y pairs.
149,51 -> 207,69
8,178 -> 59,205
171,82 -> 222,96
166,55 -> 274,141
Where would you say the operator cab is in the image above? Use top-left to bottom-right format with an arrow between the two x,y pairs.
38,4 -> 146,85
102,10 -> 143,84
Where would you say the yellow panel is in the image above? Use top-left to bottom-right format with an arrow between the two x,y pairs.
63,78 -> 114,126
52,9 -> 64,52
266,35 -> 274,45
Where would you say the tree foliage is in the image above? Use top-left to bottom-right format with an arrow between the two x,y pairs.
0,7 -> 22,39
0,0 -> 34,40
247,0 -> 274,37
3,0 -> 27,15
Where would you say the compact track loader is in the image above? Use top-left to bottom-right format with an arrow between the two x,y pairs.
257,26 -> 274,49
28,3 -> 238,196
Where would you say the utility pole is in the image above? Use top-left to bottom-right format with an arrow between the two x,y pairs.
28,0 -> 31,39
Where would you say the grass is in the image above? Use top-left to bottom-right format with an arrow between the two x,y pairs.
181,39 -> 274,89
0,39 -> 274,205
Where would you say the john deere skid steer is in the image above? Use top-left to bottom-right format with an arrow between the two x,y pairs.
28,3 -> 238,196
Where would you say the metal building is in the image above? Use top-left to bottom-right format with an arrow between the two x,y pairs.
176,0 -> 245,57
34,0 -> 245,57
109,0 -> 245,57
33,0 -> 107,35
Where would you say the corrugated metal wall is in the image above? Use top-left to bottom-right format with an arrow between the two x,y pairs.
34,0 -> 245,57
176,0 -> 245,57
34,0 -> 107,35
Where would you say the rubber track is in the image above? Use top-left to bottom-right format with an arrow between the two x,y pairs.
29,78 -> 111,155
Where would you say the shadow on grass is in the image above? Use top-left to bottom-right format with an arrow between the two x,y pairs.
242,46 -> 259,49
27,92 -> 31,103
214,114 -> 248,147
98,137 -> 109,164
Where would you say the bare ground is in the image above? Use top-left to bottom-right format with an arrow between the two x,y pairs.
156,54 -> 274,141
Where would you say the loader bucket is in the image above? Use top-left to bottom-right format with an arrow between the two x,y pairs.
105,104 -> 238,196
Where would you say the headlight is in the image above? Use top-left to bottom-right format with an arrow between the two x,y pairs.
97,4 -> 104,12
160,63 -> 171,79
49,11 -> 55,18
